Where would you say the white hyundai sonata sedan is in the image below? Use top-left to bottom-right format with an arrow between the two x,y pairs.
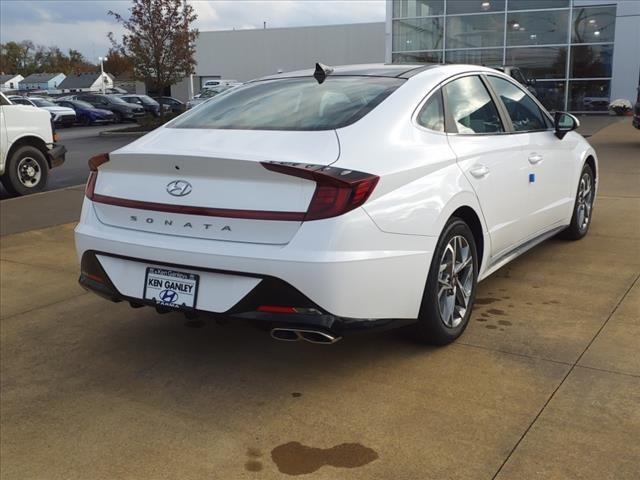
75,63 -> 597,345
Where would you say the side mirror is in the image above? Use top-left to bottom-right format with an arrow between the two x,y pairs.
554,111 -> 579,139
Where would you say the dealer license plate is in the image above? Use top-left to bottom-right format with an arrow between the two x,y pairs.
143,267 -> 199,309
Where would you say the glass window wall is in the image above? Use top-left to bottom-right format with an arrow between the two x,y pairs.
445,0 -> 505,15
506,10 -> 569,46
393,0 -> 444,18
393,17 -> 444,51
446,13 -> 504,49
570,45 -> 613,78
569,80 -> 611,111
393,51 -> 443,63
508,0 -> 569,11
506,46 -> 567,79
572,6 -> 616,44
445,48 -> 504,66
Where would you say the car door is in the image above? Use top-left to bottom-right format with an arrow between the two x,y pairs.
485,75 -> 577,232
444,74 -> 533,258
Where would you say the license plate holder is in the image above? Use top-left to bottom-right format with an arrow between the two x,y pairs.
143,267 -> 199,309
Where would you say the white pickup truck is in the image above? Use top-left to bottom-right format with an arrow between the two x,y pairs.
0,92 -> 66,195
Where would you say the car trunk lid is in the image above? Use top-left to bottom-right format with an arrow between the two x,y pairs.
90,127 -> 340,245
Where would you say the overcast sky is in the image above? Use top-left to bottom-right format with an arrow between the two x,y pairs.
0,0 -> 386,61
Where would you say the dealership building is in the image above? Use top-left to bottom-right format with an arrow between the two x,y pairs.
386,0 -> 640,111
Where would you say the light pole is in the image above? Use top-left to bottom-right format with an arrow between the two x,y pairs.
98,56 -> 106,94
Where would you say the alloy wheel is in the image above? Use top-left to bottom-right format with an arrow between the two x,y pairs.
576,172 -> 593,232
437,235 -> 474,328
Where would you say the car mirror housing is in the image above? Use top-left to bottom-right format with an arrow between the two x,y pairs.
554,111 -> 579,139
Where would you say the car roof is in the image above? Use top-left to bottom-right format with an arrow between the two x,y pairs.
256,63 -> 439,81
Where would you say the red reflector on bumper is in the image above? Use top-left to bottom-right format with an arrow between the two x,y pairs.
257,305 -> 298,314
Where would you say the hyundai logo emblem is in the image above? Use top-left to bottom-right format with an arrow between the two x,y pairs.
159,289 -> 178,303
166,180 -> 192,197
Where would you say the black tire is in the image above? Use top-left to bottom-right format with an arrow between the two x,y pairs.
559,164 -> 595,240
0,145 -> 49,196
416,217 -> 478,345
81,115 -> 92,126
114,111 -> 123,123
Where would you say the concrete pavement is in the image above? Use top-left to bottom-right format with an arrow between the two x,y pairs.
1,122 -> 638,479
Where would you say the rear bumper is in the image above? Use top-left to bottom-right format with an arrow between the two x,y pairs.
75,198 -> 436,320
78,250 -> 415,334
47,144 -> 67,169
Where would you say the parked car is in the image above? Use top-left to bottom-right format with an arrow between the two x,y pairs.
73,94 -> 145,123
0,92 -> 66,195
8,95 -> 76,127
75,64 -> 597,346
186,85 -> 235,110
633,86 -> 640,130
153,96 -> 186,114
120,94 -> 168,117
55,99 -> 115,126
203,79 -> 238,88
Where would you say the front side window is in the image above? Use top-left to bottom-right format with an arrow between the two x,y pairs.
417,90 -> 444,132
443,76 -> 503,134
487,76 -> 547,132
172,76 -> 404,131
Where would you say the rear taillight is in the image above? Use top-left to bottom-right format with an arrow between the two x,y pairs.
86,153 -> 110,199
261,162 -> 379,221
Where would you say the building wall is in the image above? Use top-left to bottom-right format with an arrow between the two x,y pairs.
387,0 -> 640,112
193,22 -> 386,83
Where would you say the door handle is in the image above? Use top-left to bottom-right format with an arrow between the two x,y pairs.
528,153 -> 543,165
469,164 -> 490,178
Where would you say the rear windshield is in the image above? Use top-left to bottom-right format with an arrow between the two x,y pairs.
171,76 -> 404,131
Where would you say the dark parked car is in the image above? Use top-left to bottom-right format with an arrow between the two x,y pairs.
120,94 -> 167,117
74,94 -> 145,123
633,86 -> 640,130
153,96 -> 186,114
55,99 -> 115,126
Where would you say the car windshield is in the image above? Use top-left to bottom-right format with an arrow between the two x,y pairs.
71,100 -> 95,109
107,96 -> 130,105
137,95 -> 159,106
173,76 -> 404,130
30,98 -> 56,107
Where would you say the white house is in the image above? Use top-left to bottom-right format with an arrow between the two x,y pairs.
58,72 -> 114,93
0,74 -> 24,92
19,72 -> 66,91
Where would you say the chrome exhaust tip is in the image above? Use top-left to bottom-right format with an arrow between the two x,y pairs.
298,329 -> 341,344
270,328 -> 301,342
270,327 -> 341,344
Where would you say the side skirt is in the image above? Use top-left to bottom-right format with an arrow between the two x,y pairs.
479,224 -> 567,281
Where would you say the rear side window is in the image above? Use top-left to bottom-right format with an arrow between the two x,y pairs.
171,76 -> 405,131
444,76 -> 504,134
487,76 -> 548,132
417,90 -> 445,132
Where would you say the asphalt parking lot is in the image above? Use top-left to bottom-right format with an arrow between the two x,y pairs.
0,120 -> 638,479
0,124 -> 132,199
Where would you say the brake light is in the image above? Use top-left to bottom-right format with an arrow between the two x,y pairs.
86,153 -> 110,199
261,162 -> 379,221
89,153 -> 110,171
